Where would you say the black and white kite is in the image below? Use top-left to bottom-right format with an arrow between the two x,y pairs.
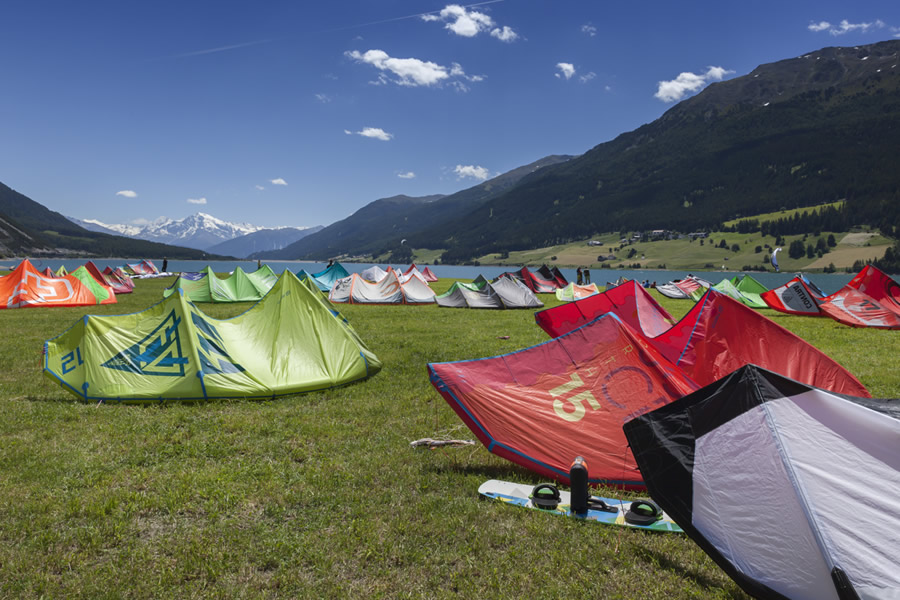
623,364 -> 900,600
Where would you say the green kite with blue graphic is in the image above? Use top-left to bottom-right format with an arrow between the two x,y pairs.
43,271 -> 382,402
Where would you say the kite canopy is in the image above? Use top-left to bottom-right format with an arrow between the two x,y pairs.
624,364 -> 900,600
126,260 -> 159,276
763,265 -> 900,328
554,282 -> 600,302
495,267 -> 559,293
87,261 -> 132,294
819,264 -> 900,328
44,271 -> 381,402
360,265 -> 388,282
310,262 -> 350,290
429,313 -> 699,487
420,266 -> 439,282
162,266 -> 277,302
406,264 -> 438,282
162,267 -> 216,302
650,290 -> 868,395
436,276 -> 543,309
537,265 -> 568,288
69,265 -> 117,305
1,259 -> 109,309
704,278 -> 765,307
103,266 -> 135,294
731,273 -> 769,305
431,290 -> 868,487
398,267 -> 428,284
329,271 -> 435,304
536,279 -> 674,338
761,275 -> 825,315
656,275 -> 711,299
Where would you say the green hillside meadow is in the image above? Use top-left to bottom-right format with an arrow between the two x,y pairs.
1,273 -> 897,598
463,228 -> 889,273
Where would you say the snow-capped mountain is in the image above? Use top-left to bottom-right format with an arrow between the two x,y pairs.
135,212 -> 262,249
67,212 -> 311,252
71,218 -> 144,237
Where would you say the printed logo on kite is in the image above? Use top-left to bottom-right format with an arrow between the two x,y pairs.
102,310 -> 189,376
544,344 -> 670,423
189,311 -> 245,375
8,270 -> 76,308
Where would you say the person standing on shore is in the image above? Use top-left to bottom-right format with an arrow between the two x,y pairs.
576,267 -> 583,285
583,267 -> 591,284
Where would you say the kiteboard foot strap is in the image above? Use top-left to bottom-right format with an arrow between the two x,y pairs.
624,500 -> 663,525
530,483 -> 561,511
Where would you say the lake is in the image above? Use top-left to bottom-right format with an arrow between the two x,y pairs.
1,257 -> 874,295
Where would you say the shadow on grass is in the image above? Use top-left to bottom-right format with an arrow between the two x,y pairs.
423,461 -> 539,482
632,546 -> 750,599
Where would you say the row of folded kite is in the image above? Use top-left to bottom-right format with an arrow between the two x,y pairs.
655,265 -> 900,329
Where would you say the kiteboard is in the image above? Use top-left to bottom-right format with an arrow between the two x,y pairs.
478,479 -> 683,533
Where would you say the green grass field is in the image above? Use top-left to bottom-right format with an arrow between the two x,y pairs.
1,274 -> 897,598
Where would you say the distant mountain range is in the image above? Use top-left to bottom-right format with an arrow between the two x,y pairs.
68,212 -> 323,258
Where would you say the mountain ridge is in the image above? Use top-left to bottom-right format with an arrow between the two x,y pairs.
256,154 -> 574,260
431,40 -> 900,262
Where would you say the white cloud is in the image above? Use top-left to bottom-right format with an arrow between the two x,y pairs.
187,197 -> 207,205
346,49 -> 481,90
809,19 -> 886,35
455,164 -> 490,181
655,65 -> 733,103
582,24 -> 597,37
270,178 -> 287,186
422,4 -> 518,41
346,49 -> 448,87
490,26 -> 519,42
348,127 -> 393,141
579,71 -> 597,83
315,93 -> 331,103
116,190 -> 137,198
398,171 -> 416,179
255,185 -> 265,191
556,63 -> 575,80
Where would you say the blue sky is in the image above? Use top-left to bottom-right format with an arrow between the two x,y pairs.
2,1 -> 898,229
